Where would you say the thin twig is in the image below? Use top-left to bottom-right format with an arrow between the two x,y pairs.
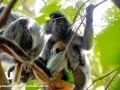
72,0 -> 107,26
42,0 -> 47,6
105,67 -> 120,90
87,67 -> 119,89
73,0 -> 90,23
0,0 -> 17,28
94,0 -> 108,8
50,16 -> 65,20
0,0 -> 3,4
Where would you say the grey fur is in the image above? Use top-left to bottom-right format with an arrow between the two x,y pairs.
47,51 -> 68,77
0,5 -> 44,63
0,5 -> 44,83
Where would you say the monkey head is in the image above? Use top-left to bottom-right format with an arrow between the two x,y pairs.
50,41 -> 66,56
44,11 -> 70,36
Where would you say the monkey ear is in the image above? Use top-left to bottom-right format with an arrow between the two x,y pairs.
0,36 -> 29,63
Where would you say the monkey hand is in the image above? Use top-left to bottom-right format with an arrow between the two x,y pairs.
66,53 -> 79,70
86,4 -> 94,24
20,58 -> 51,83
69,59 -> 80,70
20,64 -> 35,83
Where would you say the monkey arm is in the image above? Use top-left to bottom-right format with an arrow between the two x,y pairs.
7,65 -> 15,77
34,58 -> 51,77
83,4 -> 94,50
40,39 -> 55,64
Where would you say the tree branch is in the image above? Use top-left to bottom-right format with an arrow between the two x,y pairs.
0,0 -> 17,28
42,0 -> 47,6
0,0 -> 3,4
72,0 -> 107,27
105,67 -> 120,90
94,0 -> 107,9
87,67 -> 119,89
73,0 -> 90,23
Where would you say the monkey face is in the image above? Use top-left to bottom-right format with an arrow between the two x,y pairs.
44,20 -> 52,34
50,42 -> 66,56
44,11 -> 70,35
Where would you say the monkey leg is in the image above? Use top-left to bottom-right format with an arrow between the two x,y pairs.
0,62 -> 11,90
7,65 -> 15,77
51,78 -> 74,90
12,62 -> 22,84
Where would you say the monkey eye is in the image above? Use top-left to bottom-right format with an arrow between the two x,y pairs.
58,19 -> 63,24
56,48 -> 60,53
51,20 -> 55,23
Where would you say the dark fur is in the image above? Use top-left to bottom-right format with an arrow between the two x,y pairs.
37,4 -> 94,90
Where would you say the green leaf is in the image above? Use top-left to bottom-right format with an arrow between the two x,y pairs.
12,0 -> 21,12
75,0 -> 85,12
35,14 -> 49,24
102,5 -> 120,24
62,70 -> 74,84
64,6 -> 76,21
40,2 -> 61,13
2,0 -> 10,4
47,0 -> 60,4
94,19 -> 120,68
109,76 -> 120,89
95,81 -> 104,88
91,64 -> 101,76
